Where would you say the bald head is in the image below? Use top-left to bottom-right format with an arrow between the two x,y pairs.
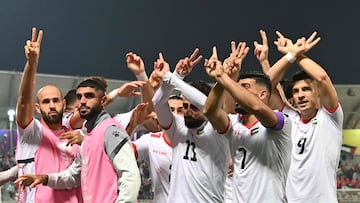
36,85 -> 63,103
35,85 -> 65,126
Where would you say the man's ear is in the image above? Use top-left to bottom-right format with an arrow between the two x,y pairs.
258,89 -> 269,100
63,99 -> 67,111
35,103 -> 41,114
101,95 -> 108,107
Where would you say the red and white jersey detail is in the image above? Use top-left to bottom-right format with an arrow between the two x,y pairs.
17,119 -> 81,203
286,105 -> 343,203
165,116 -> 231,203
132,131 -> 172,203
229,112 -> 292,203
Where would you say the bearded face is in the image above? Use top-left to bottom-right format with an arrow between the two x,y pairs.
40,108 -> 63,124
184,115 -> 206,129
78,102 -> 102,120
234,103 -> 249,115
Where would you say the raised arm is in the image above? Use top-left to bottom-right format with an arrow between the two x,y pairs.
254,29 -> 271,72
152,53 -> 174,129
204,42 -> 248,132
126,52 -> 155,112
204,47 -> 230,133
266,31 -> 295,86
16,27 -> 43,128
205,47 -> 278,128
294,33 -> 338,109
266,31 -> 321,110
174,48 -> 203,78
254,30 -> 289,110
222,41 -> 249,113
267,31 -> 320,87
104,80 -> 147,106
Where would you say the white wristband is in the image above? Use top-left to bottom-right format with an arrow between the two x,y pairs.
108,88 -> 118,100
135,72 -> 148,81
285,52 -> 296,63
173,70 -> 185,80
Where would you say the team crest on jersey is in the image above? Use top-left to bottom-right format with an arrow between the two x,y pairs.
196,129 -> 204,135
250,127 -> 259,136
312,118 -> 318,125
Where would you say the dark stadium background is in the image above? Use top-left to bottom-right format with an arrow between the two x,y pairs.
0,1 -> 357,84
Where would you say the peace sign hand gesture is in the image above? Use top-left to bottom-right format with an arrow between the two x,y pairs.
24,27 -> 43,63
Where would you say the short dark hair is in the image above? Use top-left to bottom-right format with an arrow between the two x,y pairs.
64,89 -> 77,106
77,78 -> 107,93
280,79 -> 293,100
292,70 -> 312,83
189,80 -> 211,96
238,71 -> 272,93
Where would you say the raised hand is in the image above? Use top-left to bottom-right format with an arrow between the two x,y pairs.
24,27 -> 43,62
301,31 -> 321,53
60,130 -> 83,146
223,41 -> 249,80
126,52 -> 145,75
204,47 -> 224,79
104,81 -> 146,106
117,81 -> 147,97
153,53 -> 170,80
14,174 -> 48,191
274,31 -> 293,54
126,103 -> 150,136
254,30 -> 269,64
175,48 -> 203,77
148,70 -> 162,90
276,31 -> 321,58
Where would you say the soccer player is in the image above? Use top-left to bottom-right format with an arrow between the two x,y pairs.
15,78 -> 141,202
152,52 -> 231,202
15,27 -> 82,203
131,96 -> 184,203
204,46 -> 292,202
268,31 -> 342,203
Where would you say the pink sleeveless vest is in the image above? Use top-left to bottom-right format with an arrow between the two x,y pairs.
81,118 -> 122,203
35,127 -> 82,203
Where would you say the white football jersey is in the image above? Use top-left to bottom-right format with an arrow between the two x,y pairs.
132,131 -> 172,203
165,116 -> 231,203
229,112 -> 292,203
286,105 -> 343,203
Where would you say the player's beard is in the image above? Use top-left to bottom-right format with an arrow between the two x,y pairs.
41,109 -> 63,124
184,116 -> 205,129
235,103 -> 249,115
79,104 -> 102,120
235,107 -> 248,115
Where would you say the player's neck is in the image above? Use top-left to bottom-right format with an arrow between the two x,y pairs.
300,108 -> 318,123
242,114 -> 258,126
41,120 -> 63,130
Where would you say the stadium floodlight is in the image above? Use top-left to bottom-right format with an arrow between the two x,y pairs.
7,109 -> 15,122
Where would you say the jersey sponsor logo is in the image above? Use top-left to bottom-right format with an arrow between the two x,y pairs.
150,133 -> 161,138
152,149 -> 168,155
233,129 -> 246,137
